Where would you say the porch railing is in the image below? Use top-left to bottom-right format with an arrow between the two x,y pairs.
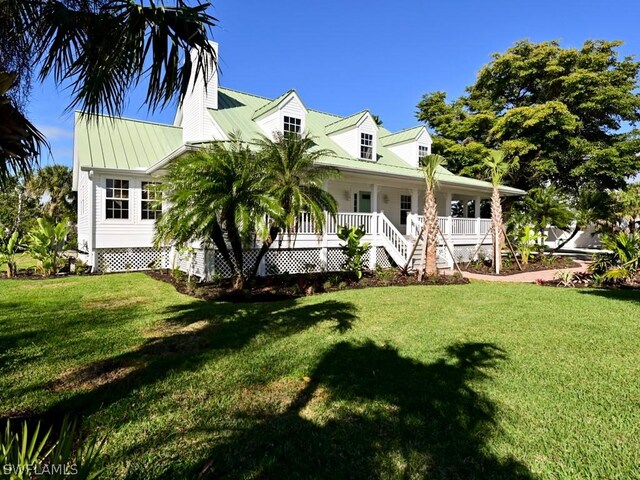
407,214 -> 492,238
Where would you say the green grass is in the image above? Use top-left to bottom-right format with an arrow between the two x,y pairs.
0,253 -> 38,274
1,274 -> 639,479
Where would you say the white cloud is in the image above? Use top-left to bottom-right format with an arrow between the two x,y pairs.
38,125 -> 73,140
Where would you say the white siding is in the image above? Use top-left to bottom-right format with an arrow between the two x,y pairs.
180,42 -> 219,142
387,128 -> 432,168
328,114 -> 378,161
256,93 -> 307,138
256,112 -> 281,139
93,173 -> 160,248
358,115 -> 378,161
76,170 -> 91,252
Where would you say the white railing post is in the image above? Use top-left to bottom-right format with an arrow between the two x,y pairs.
405,213 -> 413,236
320,211 -> 329,271
369,212 -> 378,269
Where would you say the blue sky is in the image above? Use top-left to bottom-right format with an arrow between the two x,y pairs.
30,0 -> 640,168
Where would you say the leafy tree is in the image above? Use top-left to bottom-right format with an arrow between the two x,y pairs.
0,0 -> 217,184
28,165 -> 76,222
613,183 -> 640,232
418,154 -> 446,280
0,175 -> 39,236
521,185 -> 574,249
417,40 -> 640,193
251,132 -> 339,277
154,139 -> 281,290
479,150 -> 518,273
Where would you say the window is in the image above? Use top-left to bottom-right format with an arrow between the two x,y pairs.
418,145 -> 429,163
283,116 -> 301,136
360,132 -> 373,160
105,179 -> 129,219
400,195 -> 412,224
141,182 -> 162,220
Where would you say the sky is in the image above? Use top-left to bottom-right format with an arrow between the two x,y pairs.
29,0 -> 640,169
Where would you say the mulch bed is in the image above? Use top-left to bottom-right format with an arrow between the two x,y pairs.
461,256 -> 580,276
147,269 -> 469,303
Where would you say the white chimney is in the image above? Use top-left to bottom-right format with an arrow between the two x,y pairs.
179,41 -> 218,142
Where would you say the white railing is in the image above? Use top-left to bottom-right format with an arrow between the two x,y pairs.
326,213 -> 373,234
378,212 -> 411,266
407,215 -> 492,238
297,211 -> 319,234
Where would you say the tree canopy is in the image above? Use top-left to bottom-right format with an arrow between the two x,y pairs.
416,40 -> 640,193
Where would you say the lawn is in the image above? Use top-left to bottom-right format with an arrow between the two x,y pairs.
1,274 -> 639,479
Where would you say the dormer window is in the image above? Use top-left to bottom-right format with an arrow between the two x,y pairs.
284,115 -> 301,136
418,145 -> 429,162
360,133 -> 373,160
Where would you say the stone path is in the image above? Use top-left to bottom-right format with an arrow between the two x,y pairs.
457,260 -> 589,283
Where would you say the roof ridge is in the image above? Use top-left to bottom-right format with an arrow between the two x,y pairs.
379,125 -> 424,139
74,111 -> 181,129
324,109 -> 369,129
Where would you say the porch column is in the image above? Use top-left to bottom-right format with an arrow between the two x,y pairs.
372,184 -> 379,213
463,199 -> 469,218
411,188 -> 418,214
444,192 -> 452,217
474,196 -> 483,256
474,196 -> 482,218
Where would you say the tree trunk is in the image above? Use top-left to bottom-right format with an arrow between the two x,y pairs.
249,225 -> 280,279
418,186 -> 438,280
491,186 -> 503,274
211,221 -> 235,274
553,224 -> 580,252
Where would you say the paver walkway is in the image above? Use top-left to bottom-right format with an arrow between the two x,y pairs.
458,260 -> 589,283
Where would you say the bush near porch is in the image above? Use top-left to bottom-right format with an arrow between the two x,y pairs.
1,274 -> 639,479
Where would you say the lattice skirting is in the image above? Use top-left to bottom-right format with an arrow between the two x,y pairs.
95,247 -> 170,273
93,245 -> 395,277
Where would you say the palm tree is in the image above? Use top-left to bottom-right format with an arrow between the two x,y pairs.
154,138 -> 281,290
0,0 -> 217,184
480,150 -> 518,273
418,154 -> 446,280
251,132 -> 339,277
28,165 -> 75,222
523,185 -> 573,251
554,188 -> 612,251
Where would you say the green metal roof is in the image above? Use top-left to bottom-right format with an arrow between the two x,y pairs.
251,89 -> 298,120
74,113 -> 183,170
324,110 -> 369,135
380,126 -> 425,146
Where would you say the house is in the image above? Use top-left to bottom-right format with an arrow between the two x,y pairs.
72,42 -> 524,278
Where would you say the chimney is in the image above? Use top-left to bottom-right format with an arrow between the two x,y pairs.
180,41 -> 218,142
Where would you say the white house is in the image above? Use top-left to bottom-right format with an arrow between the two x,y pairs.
72,42 -> 525,278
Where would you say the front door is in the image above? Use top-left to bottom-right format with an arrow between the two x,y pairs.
358,191 -> 372,213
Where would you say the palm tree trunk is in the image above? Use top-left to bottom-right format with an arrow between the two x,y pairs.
491,186 -> 503,273
418,187 -> 438,280
249,225 -> 280,279
553,224 -> 580,252
224,211 -> 245,290
210,220 -> 235,275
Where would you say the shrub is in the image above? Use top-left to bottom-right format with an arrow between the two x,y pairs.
0,231 -> 22,278
555,269 -> 576,287
337,225 -> 370,280
590,232 -> 640,284
1,416 -> 104,479
517,225 -> 542,265
27,218 -> 72,275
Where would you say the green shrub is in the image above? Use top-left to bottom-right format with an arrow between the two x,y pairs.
337,225 -> 370,280
590,232 -> 640,284
0,231 -> 22,278
517,225 -> 541,265
27,218 -> 71,275
1,416 -> 104,479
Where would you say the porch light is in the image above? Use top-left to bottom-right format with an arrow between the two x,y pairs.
383,194 -> 389,204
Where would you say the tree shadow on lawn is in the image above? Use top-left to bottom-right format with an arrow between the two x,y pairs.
176,341 -> 534,480
577,288 -> 640,305
39,298 -> 358,421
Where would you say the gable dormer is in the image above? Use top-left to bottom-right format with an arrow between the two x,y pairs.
380,126 -> 432,168
326,111 -> 378,161
252,90 -> 308,138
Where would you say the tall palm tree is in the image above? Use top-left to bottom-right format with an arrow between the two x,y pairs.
28,165 -> 75,222
1,0 -> 217,184
481,150 -> 518,273
154,138 -> 281,290
251,132 -> 339,277
418,154 -> 446,280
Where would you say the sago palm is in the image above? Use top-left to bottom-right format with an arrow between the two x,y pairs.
251,132 -> 339,277
418,154 -> 446,280
481,150 -> 518,273
1,0 -> 217,184
154,138 -> 281,290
